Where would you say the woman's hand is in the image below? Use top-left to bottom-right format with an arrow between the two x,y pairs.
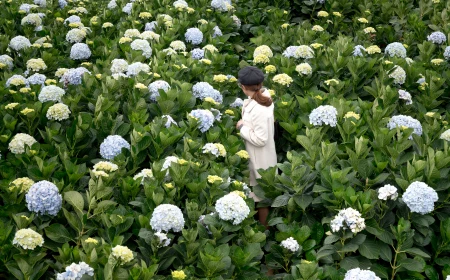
236,119 -> 244,129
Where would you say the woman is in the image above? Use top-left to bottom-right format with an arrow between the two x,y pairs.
236,66 -> 277,228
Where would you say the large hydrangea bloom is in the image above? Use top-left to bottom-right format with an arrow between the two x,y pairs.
309,105 -> 338,127
215,192 -> 250,225
25,180 -> 62,216
150,204 -> 185,232
403,181 -> 438,214
189,109 -> 215,132
99,135 -> 130,160
185,28 -> 203,45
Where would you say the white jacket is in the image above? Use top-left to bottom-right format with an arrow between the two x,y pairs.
240,90 -> 277,201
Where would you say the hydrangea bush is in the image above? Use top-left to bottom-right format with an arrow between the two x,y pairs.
1,0 -> 450,279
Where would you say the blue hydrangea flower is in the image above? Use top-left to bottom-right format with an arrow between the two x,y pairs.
230,98 -> 244,108
60,67 -> 91,86
185,28 -> 203,45
353,45 -> 365,57
212,26 -> 222,38
148,80 -> 171,101
387,115 -> 422,139
56,262 -> 94,280
145,21 -> 158,31
6,75 -> 29,88
189,109 -> 215,132
64,15 -> 81,25
191,48 -> 205,60
427,31 -> 446,44
107,0 -> 117,9
211,0 -> 231,12
25,180 -> 62,216
282,46 -> 299,58
27,73 -> 46,85
192,82 -> 223,103
70,43 -> 91,60
309,105 -> 338,127
58,0 -> 67,8
99,135 -> 130,160
384,42 -> 406,58
402,181 -> 438,214
123,2 -> 133,15
444,46 -> 450,60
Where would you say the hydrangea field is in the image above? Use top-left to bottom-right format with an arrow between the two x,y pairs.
2,0 -> 450,279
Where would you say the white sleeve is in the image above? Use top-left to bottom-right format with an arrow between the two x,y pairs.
240,110 -> 269,147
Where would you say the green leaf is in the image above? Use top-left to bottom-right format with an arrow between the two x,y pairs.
404,248 -> 430,258
294,195 -> 313,211
398,258 -> 425,272
94,200 -> 117,215
271,194 -> 291,207
44,224 -> 72,243
64,191 -> 84,212
358,239 -> 380,259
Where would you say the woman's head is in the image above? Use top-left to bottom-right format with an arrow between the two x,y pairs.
238,66 -> 272,106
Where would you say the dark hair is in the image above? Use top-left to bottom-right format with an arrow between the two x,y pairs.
242,83 -> 272,107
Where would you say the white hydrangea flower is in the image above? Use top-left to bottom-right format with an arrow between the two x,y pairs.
309,105 -> 338,127
9,133 -> 37,154
173,0 -> 188,8
21,13 -> 42,27
70,43 -> 91,60
170,40 -> 186,51
111,59 -> 129,74
9,36 -> 31,51
111,245 -> 134,263
127,62 -> 150,76
162,156 -> 178,172
294,45 -> 314,59
107,0 -> 117,9
13,228 -> 44,250
280,237 -> 300,253
124,29 -> 141,38
46,103 -> 71,121
387,115 -> 422,139
403,181 -> 438,214
440,129 -> 450,141
215,192 -> 250,225
39,85 -> 66,103
378,184 -> 398,200
66,28 -> 87,43
131,39 -> 152,58
162,115 -> 177,128
398,89 -> 412,105
140,31 -> 160,41
64,15 -> 81,25
330,208 -> 365,233
154,232 -> 171,247
388,65 -> 406,85
384,42 -> 407,58
295,63 -> 312,75
133,168 -> 153,184
344,268 -> 380,280
150,204 -> 185,232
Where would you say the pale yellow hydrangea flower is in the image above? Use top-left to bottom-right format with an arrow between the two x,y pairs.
264,65 -> 276,73
236,150 -> 249,159
111,245 -> 134,263
213,74 -> 228,83
344,111 -> 360,120
208,175 -> 223,184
